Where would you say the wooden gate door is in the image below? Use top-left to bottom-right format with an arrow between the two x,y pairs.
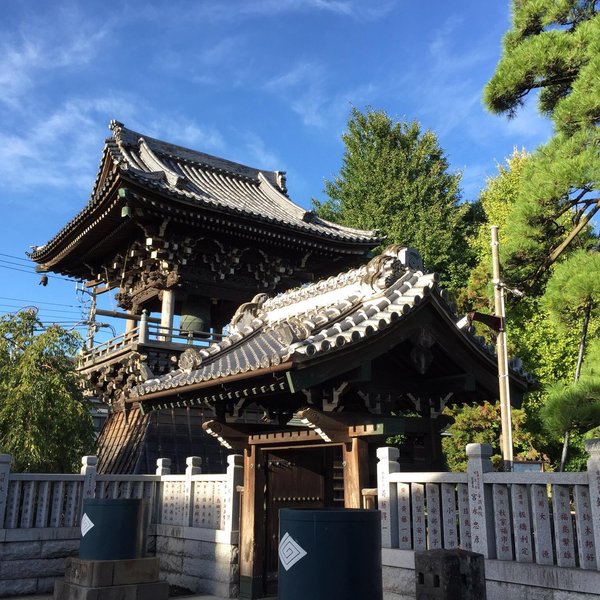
264,446 -> 341,595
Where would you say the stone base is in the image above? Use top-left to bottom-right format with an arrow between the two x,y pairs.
53,579 -> 169,600
53,557 -> 168,600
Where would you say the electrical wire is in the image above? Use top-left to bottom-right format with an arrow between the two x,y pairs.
0,252 -> 32,262
0,296 -> 81,308
0,263 -> 78,282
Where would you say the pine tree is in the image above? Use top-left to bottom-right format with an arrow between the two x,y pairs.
484,0 -> 600,292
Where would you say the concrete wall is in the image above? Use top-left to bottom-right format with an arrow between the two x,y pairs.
0,525 -> 239,598
154,525 -> 239,598
382,549 -> 600,600
0,528 -> 79,597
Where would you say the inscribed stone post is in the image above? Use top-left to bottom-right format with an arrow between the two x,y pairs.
0,454 -> 11,527
530,484 -> 553,565
377,446 -> 399,548
466,443 -> 495,558
80,455 -> 98,508
184,456 -> 202,526
585,439 -> 600,570
441,483 -> 458,549
224,454 -> 243,532
551,484 -> 576,567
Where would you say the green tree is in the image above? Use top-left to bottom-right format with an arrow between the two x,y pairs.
456,150 -> 586,471
314,107 -> 481,294
484,0 -> 600,292
460,149 -> 529,311
0,310 -> 95,472
442,402 -> 544,471
541,249 -> 600,468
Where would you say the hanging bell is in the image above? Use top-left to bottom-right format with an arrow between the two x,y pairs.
39,274 -> 48,286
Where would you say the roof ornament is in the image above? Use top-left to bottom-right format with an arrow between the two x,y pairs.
230,293 -> 269,333
276,171 -> 287,194
361,245 -> 424,292
109,120 -> 124,139
178,347 -> 204,372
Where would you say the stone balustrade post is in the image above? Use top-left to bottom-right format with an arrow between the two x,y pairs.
184,457 -> 202,526
377,446 -> 400,548
0,454 -> 11,528
80,455 -> 98,514
466,443 -> 496,558
585,438 -> 600,570
155,458 -> 171,476
139,309 -> 149,344
185,456 -> 202,476
155,458 -> 172,524
224,454 -> 244,532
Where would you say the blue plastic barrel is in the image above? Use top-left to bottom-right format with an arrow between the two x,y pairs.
278,508 -> 382,600
79,498 -> 147,560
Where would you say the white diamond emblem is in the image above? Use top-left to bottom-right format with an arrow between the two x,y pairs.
279,532 -> 308,571
81,513 -> 95,537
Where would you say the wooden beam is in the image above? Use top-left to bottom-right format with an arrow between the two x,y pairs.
359,374 -> 476,396
247,429 -> 324,446
296,407 -> 348,442
343,438 -> 369,508
203,420 -> 306,449
239,446 -> 266,599
202,421 -> 248,449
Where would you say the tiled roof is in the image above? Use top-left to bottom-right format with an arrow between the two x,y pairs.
30,121 -> 381,265
132,246 -> 534,399
105,121 -> 380,244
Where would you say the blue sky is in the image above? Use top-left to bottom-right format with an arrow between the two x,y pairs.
0,0 -> 553,340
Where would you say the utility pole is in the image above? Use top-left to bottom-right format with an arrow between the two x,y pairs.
491,226 -> 513,471
84,287 -> 97,350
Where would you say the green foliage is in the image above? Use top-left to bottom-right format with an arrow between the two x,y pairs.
508,297 -> 582,383
542,249 -> 600,328
442,401 -> 545,471
460,149 -> 530,311
457,145 -> 596,471
314,107 -> 482,295
0,310 -> 95,472
484,0 -> 600,292
542,379 -> 600,438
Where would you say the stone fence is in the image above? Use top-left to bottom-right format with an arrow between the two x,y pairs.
377,439 -> 600,600
0,453 -> 243,598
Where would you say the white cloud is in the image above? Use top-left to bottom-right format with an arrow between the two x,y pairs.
242,133 -> 283,169
0,94 -> 227,203
0,97 -> 133,199
143,117 -> 226,152
0,13 -> 110,107
139,0 -> 397,23
265,61 -> 330,127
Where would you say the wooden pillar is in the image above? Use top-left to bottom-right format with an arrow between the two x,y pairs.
343,438 -> 369,508
240,445 -> 265,599
160,289 -> 175,341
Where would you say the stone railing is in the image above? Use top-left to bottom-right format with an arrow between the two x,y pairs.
377,441 -> 600,598
0,453 -> 242,533
376,439 -> 600,571
0,454 -> 243,598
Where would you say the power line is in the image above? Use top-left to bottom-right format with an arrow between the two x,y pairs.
0,258 -> 37,269
0,303 -> 82,316
0,252 -> 32,263
0,263 -> 78,282
0,296 -> 81,308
